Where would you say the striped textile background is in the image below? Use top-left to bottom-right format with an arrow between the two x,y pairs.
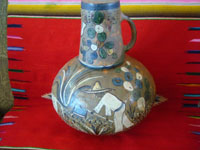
7,0 -> 200,17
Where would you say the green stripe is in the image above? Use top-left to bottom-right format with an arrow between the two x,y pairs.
8,69 -> 24,73
8,15 -> 200,20
0,146 -> 56,150
188,115 -> 200,119
186,72 -> 200,76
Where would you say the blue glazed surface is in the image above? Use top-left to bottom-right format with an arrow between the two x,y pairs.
81,2 -> 120,11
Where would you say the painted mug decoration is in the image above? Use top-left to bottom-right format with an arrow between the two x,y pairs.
50,0 -> 156,135
79,1 -> 136,69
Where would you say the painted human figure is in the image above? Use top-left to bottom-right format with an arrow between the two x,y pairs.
94,92 -> 133,133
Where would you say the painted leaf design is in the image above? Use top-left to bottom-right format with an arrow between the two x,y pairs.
99,48 -> 107,59
93,11 -> 105,25
104,41 -> 114,49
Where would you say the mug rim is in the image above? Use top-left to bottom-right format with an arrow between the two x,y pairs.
81,1 -> 120,11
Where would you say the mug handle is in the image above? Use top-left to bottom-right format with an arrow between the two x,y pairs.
121,13 -> 137,52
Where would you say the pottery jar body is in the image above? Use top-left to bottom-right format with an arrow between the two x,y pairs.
51,0 -> 156,135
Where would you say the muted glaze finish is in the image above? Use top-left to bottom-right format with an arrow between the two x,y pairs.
79,1 -> 136,69
52,55 -> 156,135
51,0 -> 155,135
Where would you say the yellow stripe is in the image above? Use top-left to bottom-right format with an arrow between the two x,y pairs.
176,83 -> 200,87
8,5 -> 81,16
8,4 -> 200,16
121,5 -> 200,17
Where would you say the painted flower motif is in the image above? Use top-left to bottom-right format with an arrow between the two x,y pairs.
99,48 -> 107,59
136,72 -> 143,80
135,79 -> 143,89
137,97 -> 145,112
82,10 -> 118,63
123,81 -> 134,92
87,51 -> 98,64
104,41 -> 114,49
83,45 -> 89,51
95,25 -> 104,33
112,77 -> 123,86
93,11 -> 105,25
97,32 -> 107,42
87,28 -> 96,39
87,40 -> 92,47
107,49 -> 114,55
124,72 -> 133,81
134,67 -> 139,73
90,51 -> 98,60
121,67 -> 129,72
91,44 -> 98,51
112,53 -> 118,59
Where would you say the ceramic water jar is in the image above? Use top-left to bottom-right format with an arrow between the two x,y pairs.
51,0 -> 156,135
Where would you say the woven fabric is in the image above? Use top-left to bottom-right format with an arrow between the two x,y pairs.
0,18 -> 199,150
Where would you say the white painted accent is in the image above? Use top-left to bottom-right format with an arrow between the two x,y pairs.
95,25 -> 104,33
63,68 -> 84,106
77,76 -> 103,87
91,44 -> 98,51
114,104 -> 125,132
123,81 -> 134,91
107,49 -> 114,55
60,70 -> 65,104
121,66 -> 129,72
137,97 -> 145,111
123,114 -> 134,128
94,93 -> 133,133
81,22 -> 86,36
83,45 -> 89,51
126,61 -> 131,65
52,94 -> 58,112
94,93 -> 122,116
136,72 -> 143,80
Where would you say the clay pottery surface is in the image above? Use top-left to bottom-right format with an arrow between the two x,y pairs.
52,55 -> 156,135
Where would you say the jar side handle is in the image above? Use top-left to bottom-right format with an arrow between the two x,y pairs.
121,13 -> 137,52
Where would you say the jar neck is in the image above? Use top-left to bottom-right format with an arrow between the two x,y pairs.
81,0 -> 119,4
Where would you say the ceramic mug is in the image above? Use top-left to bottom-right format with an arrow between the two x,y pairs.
79,1 -> 137,69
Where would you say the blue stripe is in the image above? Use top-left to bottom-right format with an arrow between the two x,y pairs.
8,46 -> 24,51
81,2 -> 120,10
8,58 -> 22,61
11,88 -> 26,93
14,96 -> 29,100
192,131 -> 200,135
0,122 -> 15,126
189,27 -> 200,30
184,94 -> 200,97
79,59 -> 123,69
186,62 -> 200,64
183,104 -> 198,108
7,24 -> 22,28
187,50 -> 200,54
